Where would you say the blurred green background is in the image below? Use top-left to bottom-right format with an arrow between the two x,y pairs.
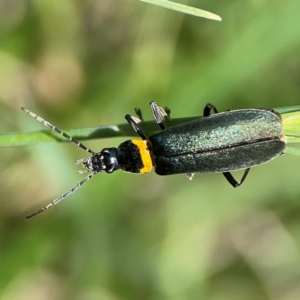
1,0 -> 300,299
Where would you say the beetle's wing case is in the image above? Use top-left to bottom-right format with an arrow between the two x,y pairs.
148,109 -> 286,175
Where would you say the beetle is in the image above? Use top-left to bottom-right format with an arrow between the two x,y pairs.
22,102 -> 286,218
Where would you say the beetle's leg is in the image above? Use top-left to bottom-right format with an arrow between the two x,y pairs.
134,108 -> 144,122
130,115 -> 143,124
125,114 -> 148,140
164,107 -> 171,119
127,103 -> 170,140
222,168 -> 251,188
186,173 -> 194,180
150,101 -> 171,131
203,103 -> 219,117
135,106 -> 171,124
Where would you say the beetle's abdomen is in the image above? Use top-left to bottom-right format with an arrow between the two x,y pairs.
152,139 -> 285,175
149,109 -> 285,175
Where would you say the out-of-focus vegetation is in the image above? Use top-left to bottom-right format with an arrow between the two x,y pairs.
1,1 -> 300,299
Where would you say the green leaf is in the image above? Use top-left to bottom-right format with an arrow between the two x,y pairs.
140,0 -> 222,21
276,106 -> 300,142
0,117 -> 198,148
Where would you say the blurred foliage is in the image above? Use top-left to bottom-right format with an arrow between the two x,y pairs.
1,0 -> 300,300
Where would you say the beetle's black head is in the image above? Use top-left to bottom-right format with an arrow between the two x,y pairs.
80,147 -> 120,174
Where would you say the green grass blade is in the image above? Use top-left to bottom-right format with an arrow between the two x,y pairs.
273,106 -> 300,154
285,147 -> 300,156
276,107 -> 300,139
0,117 -> 198,148
286,137 -> 300,144
140,0 -> 222,21
274,105 -> 300,115
4,105 -> 300,150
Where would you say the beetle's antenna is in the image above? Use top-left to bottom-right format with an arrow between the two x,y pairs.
21,107 -> 95,155
26,172 -> 97,218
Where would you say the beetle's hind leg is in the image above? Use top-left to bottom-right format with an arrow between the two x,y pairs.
222,168 -> 251,188
203,103 -> 219,116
